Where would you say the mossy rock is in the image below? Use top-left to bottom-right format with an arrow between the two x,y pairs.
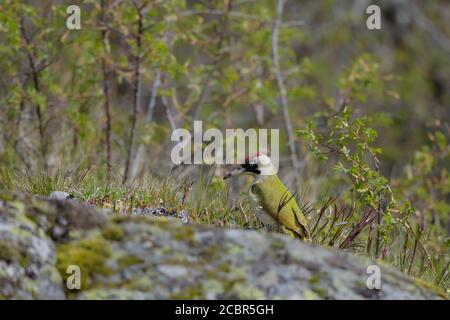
56,237 -> 111,291
0,192 -> 447,300
102,223 -> 125,241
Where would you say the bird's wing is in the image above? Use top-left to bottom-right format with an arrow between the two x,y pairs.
290,207 -> 311,240
253,176 -> 310,240
277,200 -> 310,240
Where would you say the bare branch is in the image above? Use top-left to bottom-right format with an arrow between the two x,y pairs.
19,17 -> 47,170
411,4 -> 450,54
272,0 -> 300,188
128,70 -> 162,180
100,0 -> 112,184
178,9 -> 304,28
123,3 -> 145,184
189,2 -> 233,119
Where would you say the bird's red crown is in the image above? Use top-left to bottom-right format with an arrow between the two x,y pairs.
245,152 -> 267,163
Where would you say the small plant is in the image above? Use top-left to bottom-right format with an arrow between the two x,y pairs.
298,107 -> 448,291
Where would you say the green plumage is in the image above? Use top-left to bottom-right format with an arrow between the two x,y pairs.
250,175 -> 310,240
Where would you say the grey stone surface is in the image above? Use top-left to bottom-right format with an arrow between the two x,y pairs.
49,191 -> 71,200
0,192 -> 446,300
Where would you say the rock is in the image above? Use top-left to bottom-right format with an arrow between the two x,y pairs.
0,194 -> 65,299
0,192 -> 446,300
132,206 -> 190,223
49,191 -> 72,200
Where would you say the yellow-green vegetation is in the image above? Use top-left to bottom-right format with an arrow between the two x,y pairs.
102,223 -> 125,241
173,224 -> 196,242
0,0 -> 448,296
117,255 -> 144,269
412,277 -> 448,300
2,165 -> 449,293
56,237 -> 111,291
0,241 -> 27,266
171,284 -> 205,300
0,189 -> 446,300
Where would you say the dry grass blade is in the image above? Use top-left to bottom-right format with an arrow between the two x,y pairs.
276,190 -> 296,230
339,209 -> 376,250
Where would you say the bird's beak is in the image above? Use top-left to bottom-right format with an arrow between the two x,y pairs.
223,167 -> 246,180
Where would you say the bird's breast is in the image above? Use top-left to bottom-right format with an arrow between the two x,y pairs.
249,183 -> 278,230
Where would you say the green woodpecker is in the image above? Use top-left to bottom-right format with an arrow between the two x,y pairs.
224,153 -> 310,240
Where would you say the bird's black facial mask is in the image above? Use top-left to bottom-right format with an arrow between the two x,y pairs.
242,161 -> 261,175
223,161 -> 260,180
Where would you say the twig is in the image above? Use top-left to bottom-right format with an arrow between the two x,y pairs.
178,9 -> 304,28
339,209 -> 376,250
123,1 -> 145,184
100,0 -> 112,184
129,70 -> 162,180
272,0 -> 300,188
189,1 -> 232,119
407,226 -> 422,275
311,197 -> 335,236
161,94 -> 177,131
411,4 -> 450,54
19,18 -> 47,170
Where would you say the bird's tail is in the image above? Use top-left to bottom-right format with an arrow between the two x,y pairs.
292,208 -> 311,241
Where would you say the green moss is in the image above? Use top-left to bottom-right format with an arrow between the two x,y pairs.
308,273 -> 328,299
111,215 -> 171,228
217,262 -> 231,273
231,283 -> 265,299
102,224 -> 124,241
56,237 -> 111,290
200,243 -> 220,260
309,274 -> 321,285
118,276 -> 154,291
171,284 -> 204,299
118,255 -> 143,269
173,225 -> 195,241
354,279 -> 367,288
0,242 -> 23,265
226,244 -> 242,255
0,237 -> 33,267
0,192 -> 14,202
110,216 -> 129,224
31,198 -> 51,215
312,287 -> 328,299
10,201 -> 26,217
303,289 -> 320,300
270,239 -> 285,251
412,277 -> 448,299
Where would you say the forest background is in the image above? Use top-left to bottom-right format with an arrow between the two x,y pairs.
0,0 -> 448,292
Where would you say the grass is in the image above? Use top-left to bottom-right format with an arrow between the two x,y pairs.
0,166 -> 448,294
304,196 -> 449,293
0,166 -> 260,229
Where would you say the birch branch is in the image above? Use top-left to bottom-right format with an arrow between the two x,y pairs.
272,0 -> 300,188
123,1 -> 145,184
19,17 -> 47,170
128,70 -> 162,180
100,0 -> 112,185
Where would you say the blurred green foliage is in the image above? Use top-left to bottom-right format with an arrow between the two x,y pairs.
0,0 -> 448,291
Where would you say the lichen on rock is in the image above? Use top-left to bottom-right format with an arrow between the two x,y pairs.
0,193 -> 65,299
0,192 -> 446,300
